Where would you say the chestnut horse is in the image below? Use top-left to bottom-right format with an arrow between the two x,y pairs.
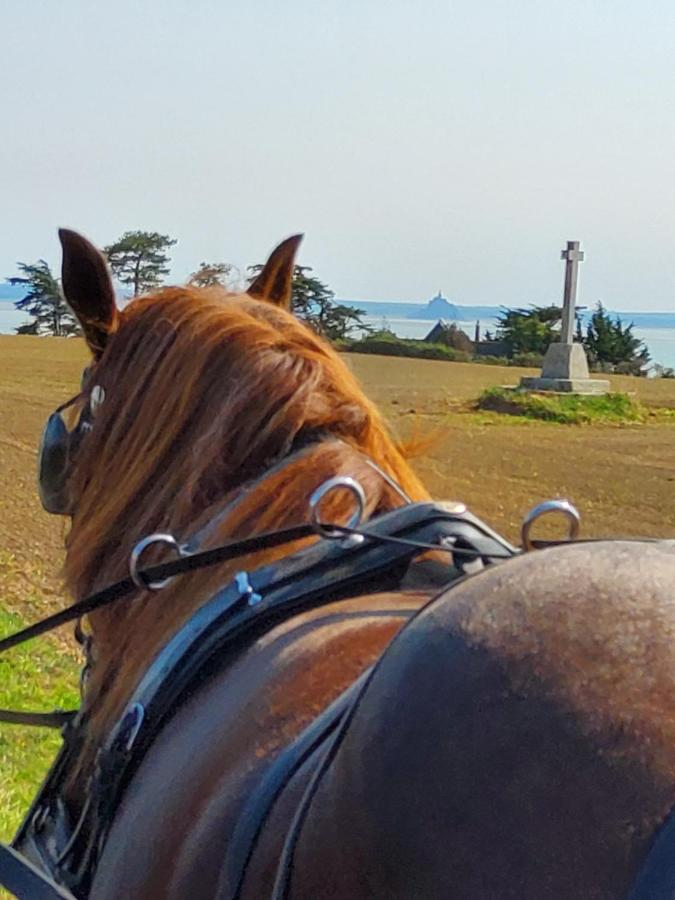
13,229 -> 675,899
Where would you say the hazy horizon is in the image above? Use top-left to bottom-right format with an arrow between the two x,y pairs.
3,1 -> 675,311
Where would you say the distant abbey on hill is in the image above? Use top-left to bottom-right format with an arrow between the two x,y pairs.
338,291 -> 675,330
339,292 -> 499,322
425,292 -> 460,320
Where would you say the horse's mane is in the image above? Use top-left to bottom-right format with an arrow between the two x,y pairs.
64,285 -> 428,767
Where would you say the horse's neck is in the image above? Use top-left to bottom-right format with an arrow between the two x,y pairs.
85,588 -> 432,897
78,440 -> 418,765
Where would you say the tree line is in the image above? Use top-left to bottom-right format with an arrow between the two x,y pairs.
10,230 -> 368,342
494,304 -> 651,375
8,232 -> 655,374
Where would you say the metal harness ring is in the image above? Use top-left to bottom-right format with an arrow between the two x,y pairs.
129,534 -> 187,591
308,476 -> 366,538
521,499 -> 581,552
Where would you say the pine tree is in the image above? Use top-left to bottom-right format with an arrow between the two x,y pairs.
188,261 -> 237,289
10,260 -> 78,336
247,263 -> 369,341
584,303 -> 650,374
496,305 -> 561,355
496,304 -> 587,355
104,231 -> 177,296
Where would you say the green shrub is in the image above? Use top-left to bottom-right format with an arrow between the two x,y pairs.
342,335 -> 472,363
510,352 -> 544,368
474,355 -> 510,366
477,387 -> 643,424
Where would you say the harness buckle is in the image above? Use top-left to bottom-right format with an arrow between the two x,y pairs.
129,534 -> 189,591
235,571 -> 263,607
308,476 -> 366,539
521,499 -> 581,551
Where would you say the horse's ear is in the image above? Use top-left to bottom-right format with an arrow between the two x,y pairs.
247,235 -> 303,309
59,228 -> 118,358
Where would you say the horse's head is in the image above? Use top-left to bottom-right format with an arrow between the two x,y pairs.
39,229 -> 305,518
48,228 -> 427,614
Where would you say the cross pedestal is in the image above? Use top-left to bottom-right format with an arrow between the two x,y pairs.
520,241 -> 609,394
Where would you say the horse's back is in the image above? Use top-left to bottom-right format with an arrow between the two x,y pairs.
89,590 -> 430,899
284,541 -> 675,899
92,541 -> 675,898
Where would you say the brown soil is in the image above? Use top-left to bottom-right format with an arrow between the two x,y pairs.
1,336 -> 673,621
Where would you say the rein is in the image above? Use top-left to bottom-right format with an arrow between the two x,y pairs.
9,499 -> 519,900
0,450 -> 411,661
0,521 -> 522,658
0,525 -> 316,657
0,486 -> 658,664
0,485 -> 652,730
0,515 -> 516,728
3,486 -> 671,900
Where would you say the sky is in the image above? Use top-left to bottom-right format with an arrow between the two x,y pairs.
2,0 -> 675,311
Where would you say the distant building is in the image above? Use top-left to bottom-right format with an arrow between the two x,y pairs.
424,320 -> 474,354
425,318 -> 513,358
424,319 -> 452,343
474,339 -> 512,358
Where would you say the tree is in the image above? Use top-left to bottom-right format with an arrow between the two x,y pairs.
496,305 -> 562,355
104,231 -> 177,296
188,261 -> 237,289
15,320 -> 40,335
584,303 -> 650,375
247,262 -> 370,341
10,260 -> 79,336
576,317 -> 584,342
320,302 -> 372,341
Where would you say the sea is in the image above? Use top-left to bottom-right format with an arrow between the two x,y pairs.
2,303 -> 675,370
361,316 -> 675,371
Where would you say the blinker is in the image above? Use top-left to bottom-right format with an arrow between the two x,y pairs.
37,413 -> 71,515
37,395 -> 87,516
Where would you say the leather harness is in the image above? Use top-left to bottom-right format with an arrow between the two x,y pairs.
3,501 -> 516,899
14,339 -> 674,898
3,500 -> 674,898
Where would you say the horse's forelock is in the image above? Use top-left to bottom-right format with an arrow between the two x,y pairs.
61,284 -> 427,771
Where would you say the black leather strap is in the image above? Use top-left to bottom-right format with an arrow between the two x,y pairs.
0,843 -> 75,899
0,710 -> 74,729
0,525 -> 316,656
13,502 -> 518,896
626,811 -> 675,900
222,669 -> 371,900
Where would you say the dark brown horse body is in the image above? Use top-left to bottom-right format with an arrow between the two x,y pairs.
16,230 -> 675,898
90,591 -> 428,898
85,541 -> 675,900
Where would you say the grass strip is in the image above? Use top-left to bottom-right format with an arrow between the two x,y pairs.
476,388 -> 645,424
0,608 -> 79,840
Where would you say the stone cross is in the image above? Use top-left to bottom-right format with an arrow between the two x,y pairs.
560,240 -> 584,344
519,239 -> 609,394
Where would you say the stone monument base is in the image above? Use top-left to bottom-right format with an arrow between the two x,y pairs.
519,340 -> 610,395
519,376 -> 610,394
541,342 -> 590,379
